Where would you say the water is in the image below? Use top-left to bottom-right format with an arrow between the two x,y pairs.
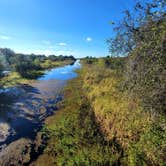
38,60 -> 81,81
0,60 -> 81,147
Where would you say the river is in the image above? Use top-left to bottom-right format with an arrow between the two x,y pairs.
0,60 -> 81,148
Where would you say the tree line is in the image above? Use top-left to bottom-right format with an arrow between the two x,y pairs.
0,48 -> 75,78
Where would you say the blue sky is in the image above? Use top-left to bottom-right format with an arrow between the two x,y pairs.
0,0 -> 136,57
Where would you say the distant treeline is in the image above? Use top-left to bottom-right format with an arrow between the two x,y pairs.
0,48 -> 76,78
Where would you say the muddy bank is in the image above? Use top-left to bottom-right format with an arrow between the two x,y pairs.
0,60 -> 81,165
0,80 -> 65,146
0,80 -> 65,165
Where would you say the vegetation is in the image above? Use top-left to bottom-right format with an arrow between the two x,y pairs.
107,0 -> 166,114
32,0 -> 166,165
32,57 -> 166,165
0,61 -> 3,77
31,64 -> 122,166
0,72 -> 32,87
0,0 -> 165,165
0,48 -> 76,86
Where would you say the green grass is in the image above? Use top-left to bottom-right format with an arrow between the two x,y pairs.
32,59 -> 166,166
32,67 -> 121,166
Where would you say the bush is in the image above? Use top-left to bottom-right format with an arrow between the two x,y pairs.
125,19 -> 166,113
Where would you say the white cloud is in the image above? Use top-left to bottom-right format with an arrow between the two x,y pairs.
42,40 -> 51,45
86,37 -> 92,42
58,42 -> 67,46
0,35 -> 11,40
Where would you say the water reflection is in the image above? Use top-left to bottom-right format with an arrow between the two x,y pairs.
38,60 -> 81,81
0,60 -> 81,146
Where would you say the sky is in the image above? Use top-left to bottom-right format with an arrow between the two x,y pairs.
0,0 -> 136,58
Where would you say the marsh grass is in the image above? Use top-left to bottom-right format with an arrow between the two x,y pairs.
33,59 -> 166,166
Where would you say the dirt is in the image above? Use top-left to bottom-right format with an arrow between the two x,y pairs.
0,79 -> 66,165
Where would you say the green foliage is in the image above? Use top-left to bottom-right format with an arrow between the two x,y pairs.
0,61 -> 3,77
33,55 -> 166,165
14,54 -> 43,79
33,71 -> 122,166
81,61 -> 166,165
0,48 -> 76,79
103,56 -> 126,70
48,55 -> 75,62
125,19 -> 166,114
107,0 -> 166,56
105,1 -> 166,164
83,56 -> 98,65
0,48 -> 15,70
108,1 -> 166,114
0,72 -> 31,87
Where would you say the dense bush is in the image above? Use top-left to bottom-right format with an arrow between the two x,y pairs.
0,61 -> 3,77
0,48 -> 15,70
125,19 -> 166,113
83,56 -> 98,64
108,0 -> 166,114
48,55 -> 75,61
103,56 -> 126,70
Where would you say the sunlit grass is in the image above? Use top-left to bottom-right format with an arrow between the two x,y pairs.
0,72 -> 32,87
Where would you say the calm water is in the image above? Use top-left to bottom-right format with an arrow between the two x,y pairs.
38,60 -> 81,81
0,60 -> 81,146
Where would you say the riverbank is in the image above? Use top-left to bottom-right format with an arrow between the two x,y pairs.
31,59 -> 166,166
0,59 -> 75,88
31,61 -> 121,166
0,60 -> 80,166
0,79 -> 65,166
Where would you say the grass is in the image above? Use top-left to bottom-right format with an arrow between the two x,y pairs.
0,72 -> 33,87
32,67 -> 121,166
32,59 -> 166,166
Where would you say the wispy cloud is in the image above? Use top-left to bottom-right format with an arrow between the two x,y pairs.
42,40 -> 51,45
58,42 -> 67,46
86,37 -> 92,42
0,35 -> 11,40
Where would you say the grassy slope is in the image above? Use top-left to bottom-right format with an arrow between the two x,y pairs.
32,60 -> 166,166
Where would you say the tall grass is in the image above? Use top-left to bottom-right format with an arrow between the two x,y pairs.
33,59 -> 166,165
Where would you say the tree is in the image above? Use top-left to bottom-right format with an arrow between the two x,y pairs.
0,61 -> 3,77
107,0 -> 166,56
107,0 -> 166,113
0,48 -> 15,70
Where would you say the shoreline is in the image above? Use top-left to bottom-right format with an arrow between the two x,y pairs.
0,60 -> 80,166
